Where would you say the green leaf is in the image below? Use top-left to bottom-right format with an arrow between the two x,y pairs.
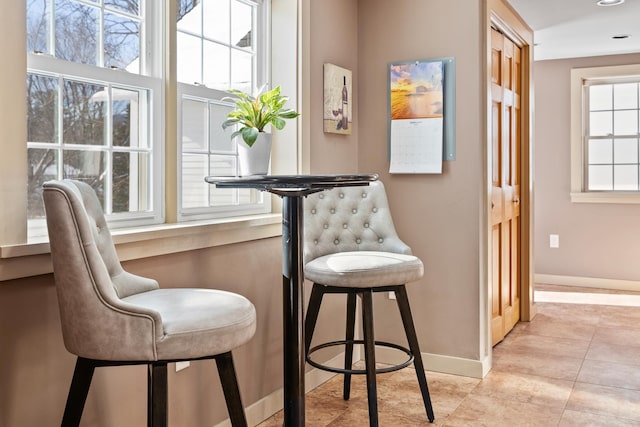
222,118 -> 240,130
279,109 -> 300,119
272,117 -> 285,130
240,127 -> 259,147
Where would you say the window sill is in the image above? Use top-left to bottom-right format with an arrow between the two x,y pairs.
570,192 -> 640,204
0,213 -> 282,282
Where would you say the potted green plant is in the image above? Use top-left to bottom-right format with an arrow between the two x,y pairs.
222,85 -> 299,176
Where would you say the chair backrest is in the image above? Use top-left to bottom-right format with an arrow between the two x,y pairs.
43,180 -> 159,359
303,181 -> 412,265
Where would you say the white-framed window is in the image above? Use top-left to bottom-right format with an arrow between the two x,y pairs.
177,0 -> 271,220
571,64 -> 640,204
26,0 -> 163,237
25,0 -> 273,238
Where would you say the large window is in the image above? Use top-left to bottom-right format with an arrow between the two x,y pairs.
26,0 -> 161,237
26,0 -> 270,238
177,0 -> 270,219
585,81 -> 640,191
571,64 -> 640,203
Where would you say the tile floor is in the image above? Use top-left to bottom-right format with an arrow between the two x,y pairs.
257,284 -> 640,426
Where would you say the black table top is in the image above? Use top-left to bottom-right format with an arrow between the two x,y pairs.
204,173 -> 379,196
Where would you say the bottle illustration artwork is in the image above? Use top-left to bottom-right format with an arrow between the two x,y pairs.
341,76 -> 349,130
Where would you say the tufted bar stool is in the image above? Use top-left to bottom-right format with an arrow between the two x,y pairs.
43,180 -> 256,427
303,180 -> 434,426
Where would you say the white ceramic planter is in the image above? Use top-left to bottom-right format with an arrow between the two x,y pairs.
237,133 -> 272,176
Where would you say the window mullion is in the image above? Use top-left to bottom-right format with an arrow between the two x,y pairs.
105,85 -> 113,214
48,0 -> 55,55
57,75 -> 64,180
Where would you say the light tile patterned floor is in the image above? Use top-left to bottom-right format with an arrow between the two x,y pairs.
257,284 -> 640,426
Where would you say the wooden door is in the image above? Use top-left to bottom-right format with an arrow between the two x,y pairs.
490,27 -> 521,346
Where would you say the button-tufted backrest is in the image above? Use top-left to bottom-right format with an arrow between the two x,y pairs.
303,181 -> 412,264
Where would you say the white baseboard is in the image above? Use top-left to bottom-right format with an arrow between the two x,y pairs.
375,346 -> 488,379
535,274 -> 640,292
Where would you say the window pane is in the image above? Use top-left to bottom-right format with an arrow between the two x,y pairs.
588,138 -> 612,164
204,0 -> 230,43
239,188 -> 261,205
182,99 -> 209,151
177,0 -> 202,35
589,84 -> 612,111
113,151 -> 150,213
203,41 -> 229,89
55,0 -> 98,65
63,80 -> 106,145
210,155 -> 237,206
588,165 -> 613,190
614,83 -> 638,110
105,0 -> 140,15
182,154 -> 209,208
104,12 -> 140,73
589,111 -> 613,136
231,1 -> 252,49
614,139 -> 638,164
614,165 -> 638,191
177,32 -> 202,84
27,74 -> 58,144
27,148 -> 58,219
614,110 -> 638,136
231,48 -> 252,92
26,0 -> 49,53
210,154 -> 236,177
210,103 -> 236,152
63,149 -> 107,206
112,88 -> 143,147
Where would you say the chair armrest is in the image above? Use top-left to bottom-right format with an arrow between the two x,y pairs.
382,237 -> 413,255
111,270 -> 160,298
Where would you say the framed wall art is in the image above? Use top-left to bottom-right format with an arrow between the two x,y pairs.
323,63 -> 352,135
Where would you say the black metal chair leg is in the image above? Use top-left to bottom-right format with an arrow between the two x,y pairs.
361,290 -> 379,427
148,362 -> 168,427
215,352 -> 248,427
343,292 -> 357,400
395,285 -> 435,423
305,284 -> 325,356
61,357 -> 95,427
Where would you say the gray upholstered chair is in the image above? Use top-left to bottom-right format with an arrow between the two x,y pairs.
43,180 -> 256,427
303,180 -> 434,426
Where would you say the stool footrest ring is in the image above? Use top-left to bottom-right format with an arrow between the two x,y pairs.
307,340 -> 414,375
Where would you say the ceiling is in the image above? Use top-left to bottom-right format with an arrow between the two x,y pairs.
506,0 -> 640,61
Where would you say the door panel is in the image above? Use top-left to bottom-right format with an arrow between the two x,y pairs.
490,27 -> 521,345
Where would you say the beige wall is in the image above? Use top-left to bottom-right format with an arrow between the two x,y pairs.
356,0 -> 484,360
307,0 -> 360,173
534,53 -> 640,281
0,0 -> 27,244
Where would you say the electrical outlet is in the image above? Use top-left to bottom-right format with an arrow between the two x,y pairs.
549,234 -> 560,248
176,361 -> 190,372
